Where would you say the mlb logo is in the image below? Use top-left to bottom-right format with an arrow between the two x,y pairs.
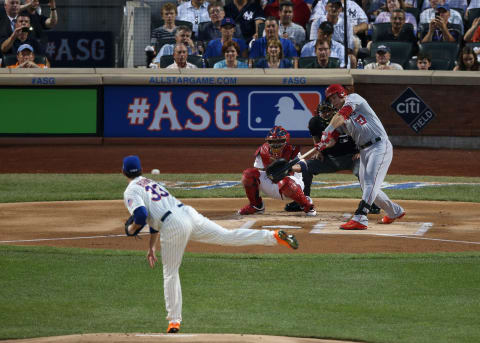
391,87 -> 436,133
248,91 -> 321,131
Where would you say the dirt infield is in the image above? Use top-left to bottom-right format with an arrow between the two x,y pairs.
1,144 -> 480,343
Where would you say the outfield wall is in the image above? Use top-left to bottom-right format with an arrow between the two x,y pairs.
0,68 -> 478,149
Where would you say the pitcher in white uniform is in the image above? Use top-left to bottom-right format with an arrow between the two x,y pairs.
122,155 -> 299,333
316,84 -> 405,230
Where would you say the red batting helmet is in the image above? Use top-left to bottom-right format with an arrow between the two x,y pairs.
325,84 -> 347,100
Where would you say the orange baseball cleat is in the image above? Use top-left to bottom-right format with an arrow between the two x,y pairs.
378,212 -> 406,224
167,322 -> 180,333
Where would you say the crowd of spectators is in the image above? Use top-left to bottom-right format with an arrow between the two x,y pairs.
148,0 -> 480,70
0,0 -> 57,68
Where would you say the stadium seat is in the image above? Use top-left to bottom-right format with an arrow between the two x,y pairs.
430,58 -> 453,70
467,8 -> 480,30
297,56 -> 340,68
371,22 -> 414,42
418,42 -> 460,69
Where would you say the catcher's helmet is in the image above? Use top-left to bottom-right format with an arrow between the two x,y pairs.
266,126 -> 290,159
325,84 -> 347,100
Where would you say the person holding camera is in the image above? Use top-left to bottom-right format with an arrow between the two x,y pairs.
0,11 -> 43,55
421,4 -> 460,42
21,0 -> 58,44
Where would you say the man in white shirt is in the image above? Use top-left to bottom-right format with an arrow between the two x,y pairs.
176,0 -> 210,37
166,43 -> 198,69
364,44 -> 403,70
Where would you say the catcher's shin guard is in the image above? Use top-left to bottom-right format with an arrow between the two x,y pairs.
278,177 -> 313,213
241,168 -> 262,207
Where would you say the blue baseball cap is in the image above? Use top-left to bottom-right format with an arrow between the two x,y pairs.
122,155 -> 142,176
17,44 -> 34,53
436,3 -> 450,11
221,17 -> 235,27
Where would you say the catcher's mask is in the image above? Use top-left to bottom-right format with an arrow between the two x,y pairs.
316,100 -> 337,121
266,126 -> 290,159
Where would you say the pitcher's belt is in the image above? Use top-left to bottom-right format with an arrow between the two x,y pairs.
161,203 -> 184,222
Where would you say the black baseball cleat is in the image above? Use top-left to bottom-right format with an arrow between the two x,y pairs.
284,201 -> 303,212
369,203 -> 381,214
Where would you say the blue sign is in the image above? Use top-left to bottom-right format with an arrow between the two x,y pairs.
104,86 -> 324,137
391,87 -> 436,133
45,31 -> 115,67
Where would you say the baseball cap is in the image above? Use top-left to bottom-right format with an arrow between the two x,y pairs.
122,155 -> 142,176
327,0 -> 342,6
436,3 -> 450,11
17,44 -> 34,53
221,17 -> 235,27
376,44 -> 391,53
319,21 -> 334,35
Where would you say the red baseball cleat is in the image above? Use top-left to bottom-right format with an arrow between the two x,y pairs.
378,212 -> 405,224
237,203 -> 264,215
340,220 -> 368,230
167,322 -> 180,333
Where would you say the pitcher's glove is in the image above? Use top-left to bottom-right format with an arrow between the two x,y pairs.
125,216 -> 143,237
266,158 -> 292,184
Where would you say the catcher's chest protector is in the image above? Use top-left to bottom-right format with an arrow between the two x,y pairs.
257,143 -> 300,167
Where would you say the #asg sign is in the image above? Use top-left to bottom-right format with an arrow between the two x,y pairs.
391,87 -> 436,133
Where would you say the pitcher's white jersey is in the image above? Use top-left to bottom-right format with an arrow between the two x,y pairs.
341,93 -> 388,147
124,176 -> 182,230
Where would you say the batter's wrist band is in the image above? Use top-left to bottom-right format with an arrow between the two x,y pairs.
325,124 -> 334,134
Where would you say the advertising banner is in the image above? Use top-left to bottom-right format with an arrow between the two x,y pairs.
0,89 -> 97,134
104,85 -> 326,138
45,31 -> 115,68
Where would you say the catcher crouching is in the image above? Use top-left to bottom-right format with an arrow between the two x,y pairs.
238,126 -> 317,216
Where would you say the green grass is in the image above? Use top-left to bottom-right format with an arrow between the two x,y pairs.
1,173 -> 479,203
1,245 -> 480,342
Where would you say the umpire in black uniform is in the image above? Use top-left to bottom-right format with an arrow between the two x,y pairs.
285,101 -> 381,214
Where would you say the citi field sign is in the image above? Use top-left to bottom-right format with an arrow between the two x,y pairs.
103,86 -> 325,138
391,87 -> 436,133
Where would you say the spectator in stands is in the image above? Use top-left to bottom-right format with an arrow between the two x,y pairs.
466,1 -> 480,20
309,0 -> 357,65
419,0 -> 464,35
374,0 -> 418,32
204,17 -> 248,58
166,42 -> 198,68
369,9 -> 418,54
264,0 -> 311,29
224,0 -> 265,43
277,1 -> 306,53
0,11 -> 43,55
420,4 -> 460,43
310,0 -> 368,40
152,25 -> 198,65
420,0 -> 467,12
301,20 -> 349,67
254,39 -> 293,67
151,2 -> 178,48
213,40 -> 249,68
464,17 -> 480,42
0,0 -> 20,39
453,46 -> 480,70
364,44 -> 404,69
7,42 -> 46,68
198,1 -> 243,43
416,51 -> 432,69
176,0 -> 210,38
21,0 -> 57,43
250,16 -> 297,63
302,38 -> 339,68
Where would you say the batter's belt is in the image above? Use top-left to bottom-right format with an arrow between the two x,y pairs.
359,137 -> 381,150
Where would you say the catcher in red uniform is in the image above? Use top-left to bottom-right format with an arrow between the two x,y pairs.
238,126 -> 317,216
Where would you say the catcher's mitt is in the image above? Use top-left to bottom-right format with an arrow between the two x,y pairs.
266,158 -> 293,183
125,216 -> 143,237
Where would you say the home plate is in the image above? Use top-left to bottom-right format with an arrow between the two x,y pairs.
310,221 -> 433,236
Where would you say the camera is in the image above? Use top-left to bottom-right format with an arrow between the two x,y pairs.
435,10 -> 440,18
21,26 -> 33,33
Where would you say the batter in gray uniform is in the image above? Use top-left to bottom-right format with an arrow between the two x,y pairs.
122,155 -> 299,333
316,84 -> 405,230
